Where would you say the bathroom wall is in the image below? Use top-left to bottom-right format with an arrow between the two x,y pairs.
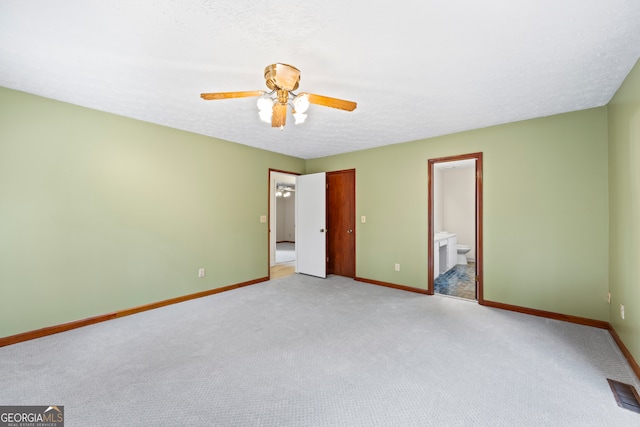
443,167 -> 476,260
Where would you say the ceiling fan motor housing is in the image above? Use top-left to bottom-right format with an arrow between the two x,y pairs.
264,63 -> 300,91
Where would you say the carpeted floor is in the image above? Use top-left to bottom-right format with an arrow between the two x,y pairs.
275,242 -> 295,263
1,274 -> 639,426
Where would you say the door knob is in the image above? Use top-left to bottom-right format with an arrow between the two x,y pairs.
320,229 -> 325,232
347,229 -> 353,233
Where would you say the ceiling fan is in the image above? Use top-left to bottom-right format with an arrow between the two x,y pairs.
200,63 -> 357,129
275,184 -> 295,198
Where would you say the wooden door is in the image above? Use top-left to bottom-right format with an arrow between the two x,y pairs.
327,169 -> 356,277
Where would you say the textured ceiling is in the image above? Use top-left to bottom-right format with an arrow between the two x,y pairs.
1,1 -> 639,159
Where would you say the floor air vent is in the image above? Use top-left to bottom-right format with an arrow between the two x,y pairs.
607,378 -> 640,414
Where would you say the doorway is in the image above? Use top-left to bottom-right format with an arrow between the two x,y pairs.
269,169 -> 299,279
428,153 -> 483,302
270,168 -> 356,280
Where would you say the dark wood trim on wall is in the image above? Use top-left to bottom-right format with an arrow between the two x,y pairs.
355,276 -> 428,295
0,277 -> 269,348
427,161 -> 434,295
482,299 -> 639,380
4,274 -> 638,382
475,154 -> 484,304
608,326 -> 640,380
427,152 -> 483,301
482,299 -> 609,329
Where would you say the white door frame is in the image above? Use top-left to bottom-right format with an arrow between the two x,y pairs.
269,170 -> 298,269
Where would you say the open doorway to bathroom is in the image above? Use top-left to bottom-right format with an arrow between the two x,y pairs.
269,169 -> 299,280
428,153 -> 483,302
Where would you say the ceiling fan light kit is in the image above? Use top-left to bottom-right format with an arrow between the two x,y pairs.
275,184 -> 295,198
200,63 -> 357,130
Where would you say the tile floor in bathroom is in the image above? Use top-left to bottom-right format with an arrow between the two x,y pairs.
434,262 -> 476,300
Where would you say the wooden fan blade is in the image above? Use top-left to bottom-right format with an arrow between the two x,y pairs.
300,93 -> 357,111
200,90 -> 264,100
272,103 -> 287,128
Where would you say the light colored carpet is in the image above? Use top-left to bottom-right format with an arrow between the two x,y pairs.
1,274 -> 639,426
275,242 -> 295,263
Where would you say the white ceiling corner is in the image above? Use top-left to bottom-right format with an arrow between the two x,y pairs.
1,1 -> 639,159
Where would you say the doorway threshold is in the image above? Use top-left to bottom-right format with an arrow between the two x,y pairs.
433,293 -> 477,303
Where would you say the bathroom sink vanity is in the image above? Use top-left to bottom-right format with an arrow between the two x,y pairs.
433,232 -> 457,279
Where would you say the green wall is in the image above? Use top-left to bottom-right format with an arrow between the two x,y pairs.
0,87 -> 305,338
608,58 -> 640,363
308,108 -> 610,321
0,83 -> 618,340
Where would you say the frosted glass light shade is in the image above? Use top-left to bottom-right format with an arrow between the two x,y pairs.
293,94 -> 310,113
257,96 -> 273,111
293,112 -> 307,125
258,109 -> 272,123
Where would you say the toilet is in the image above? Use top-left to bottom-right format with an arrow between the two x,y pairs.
456,245 -> 471,265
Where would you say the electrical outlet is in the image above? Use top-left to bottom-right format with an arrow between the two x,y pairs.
620,304 -> 625,320
198,268 -> 205,278
394,263 -> 400,272
260,215 -> 267,223
608,291 -> 611,304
